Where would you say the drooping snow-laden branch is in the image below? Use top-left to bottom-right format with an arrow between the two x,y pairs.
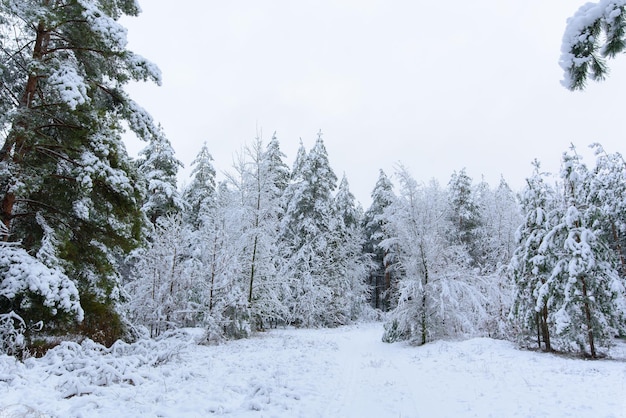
561,0 -> 626,90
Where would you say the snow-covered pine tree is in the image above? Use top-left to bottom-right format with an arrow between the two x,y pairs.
545,149 -> 626,357
561,0 -> 626,90
362,169 -> 396,310
0,0 -> 163,345
509,160 -> 559,351
587,143 -> 626,275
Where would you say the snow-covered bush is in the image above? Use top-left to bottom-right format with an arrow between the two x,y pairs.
32,332 -> 194,398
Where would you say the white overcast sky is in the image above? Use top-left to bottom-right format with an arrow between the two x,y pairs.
121,0 -> 626,206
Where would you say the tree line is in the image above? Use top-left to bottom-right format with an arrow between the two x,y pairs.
1,1 -> 625,358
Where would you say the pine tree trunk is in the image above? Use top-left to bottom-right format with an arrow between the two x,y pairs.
541,304 -> 551,352
1,22 -> 49,234
383,250 -> 391,311
580,275 -> 597,358
535,311 -> 541,349
374,274 -> 380,309
209,235 -> 218,312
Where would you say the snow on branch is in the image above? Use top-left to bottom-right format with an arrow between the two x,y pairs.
560,0 -> 626,90
48,64 -> 89,110
0,241 -> 83,321
78,0 -> 129,52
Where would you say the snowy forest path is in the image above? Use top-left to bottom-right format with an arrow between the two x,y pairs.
322,323 -> 420,418
3,322 -> 625,417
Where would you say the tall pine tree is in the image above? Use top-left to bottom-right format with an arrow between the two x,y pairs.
0,0 -> 163,344
510,160 -> 559,351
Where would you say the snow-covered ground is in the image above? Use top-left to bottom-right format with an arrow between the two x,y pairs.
1,322 -> 625,417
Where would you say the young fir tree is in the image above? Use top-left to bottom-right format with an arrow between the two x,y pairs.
137,126 -> 184,225
183,142 -> 216,228
0,1 -> 163,344
264,133 -> 291,195
362,169 -> 395,310
447,168 -> 483,266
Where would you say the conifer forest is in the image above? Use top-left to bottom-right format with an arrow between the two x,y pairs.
1,0 -> 626,366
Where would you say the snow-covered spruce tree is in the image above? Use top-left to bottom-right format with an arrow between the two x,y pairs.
447,168 -> 483,266
561,0 -> 626,90
264,134 -> 291,194
278,132 -> 339,327
544,150 -> 626,357
183,142 -> 216,228
327,174 -> 370,324
137,125 -> 185,225
381,167 -> 486,345
509,160 -> 560,351
0,1 -> 162,345
362,169 -> 396,310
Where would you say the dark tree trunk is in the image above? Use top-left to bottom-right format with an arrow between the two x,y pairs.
535,311 -> 541,349
580,275 -> 596,358
541,304 -> 551,352
1,21 -> 49,234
